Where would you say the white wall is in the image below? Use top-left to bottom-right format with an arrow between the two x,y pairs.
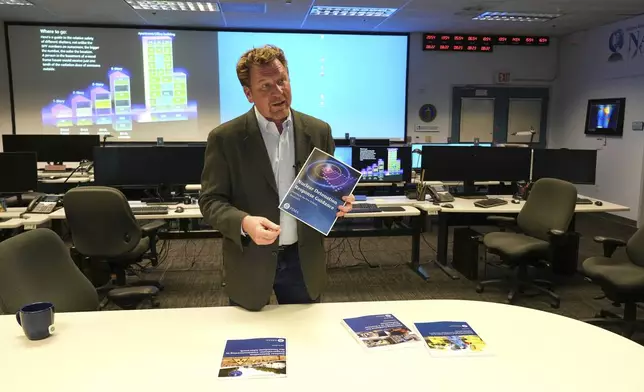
406,33 -> 558,143
0,25 -> 11,152
549,15 -> 644,222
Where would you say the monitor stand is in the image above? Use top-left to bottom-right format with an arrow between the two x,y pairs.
141,184 -> 184,205
452,181 -> 488,199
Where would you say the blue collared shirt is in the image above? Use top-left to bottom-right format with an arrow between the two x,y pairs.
253,106 -> 298,246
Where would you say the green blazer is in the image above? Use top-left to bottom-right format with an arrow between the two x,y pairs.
199,108 -> 335,310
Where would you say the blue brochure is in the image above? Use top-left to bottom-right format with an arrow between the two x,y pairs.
218,338 -> 287,379
414,321 -> 489,357
279,147 -> 362,235
342,314 -> 421,349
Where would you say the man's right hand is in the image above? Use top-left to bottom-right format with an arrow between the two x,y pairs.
242,216 -> 281,245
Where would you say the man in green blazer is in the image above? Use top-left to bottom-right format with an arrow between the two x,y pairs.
199,45 -> 354,311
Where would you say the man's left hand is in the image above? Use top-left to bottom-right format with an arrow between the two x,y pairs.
337,194 -> 355,217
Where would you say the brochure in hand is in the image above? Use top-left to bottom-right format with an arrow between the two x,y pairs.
414,321 -> 489,357
342,314 -> 421,349
279,147 -> 362,236
218,338 -> 287,379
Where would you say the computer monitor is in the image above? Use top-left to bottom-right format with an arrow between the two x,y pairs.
412,143 -> 493,169
421,146 -> 531,184
2,135 -> 100,163
334,146 -> 352,166
0,152 -> 38,194
351,146 -> 411,183
532,149 -> 597,184
584,98 -> 626,136
93,145 -> 205,188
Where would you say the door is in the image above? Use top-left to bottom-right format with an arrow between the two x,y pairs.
451,87 -> 549,147
459,98 -> 495,142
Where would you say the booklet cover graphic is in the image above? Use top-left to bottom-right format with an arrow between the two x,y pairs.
218,338 -> 287,379
279,147 -> 361,235
343,314 -> 421,349
414,321 -> 488,356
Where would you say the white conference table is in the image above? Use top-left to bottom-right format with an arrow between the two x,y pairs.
1,299 -> 643,391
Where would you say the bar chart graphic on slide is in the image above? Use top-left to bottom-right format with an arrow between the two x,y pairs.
41,32 -> 198,135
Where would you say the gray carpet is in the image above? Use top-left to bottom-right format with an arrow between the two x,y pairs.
139,212 -> 638,322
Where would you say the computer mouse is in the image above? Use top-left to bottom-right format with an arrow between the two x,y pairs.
442,204 -> 454,208
594,201 -> 603,206
511,199 -> 521,204
175,206 -> 185,213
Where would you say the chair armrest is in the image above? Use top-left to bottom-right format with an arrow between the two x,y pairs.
548,229 -> 566,237
487,215 -> 517,232
594,236 -> 627,258
487,216 -> 516,224
141,220 -> 167,236
106,286 -> 160,310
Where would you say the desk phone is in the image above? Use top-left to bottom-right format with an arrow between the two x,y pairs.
427,185 -> 455,203
25,195 -> 63,214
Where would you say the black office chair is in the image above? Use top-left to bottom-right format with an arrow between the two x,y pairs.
476,178 -> 578,308
582,228 -> 644,338
0,229 -> 159,312
63,186 -> 166,291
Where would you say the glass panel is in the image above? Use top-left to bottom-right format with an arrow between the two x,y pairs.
459,98 -> 494,142
507,98 -> 542,143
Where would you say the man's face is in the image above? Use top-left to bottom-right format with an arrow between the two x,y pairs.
243,59 -> 292,122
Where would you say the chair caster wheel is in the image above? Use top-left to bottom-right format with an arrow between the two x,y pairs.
475,285 -> 484,294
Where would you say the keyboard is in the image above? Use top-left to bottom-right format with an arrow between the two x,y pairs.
351,203 -> 382,213
474,198 -> 508,208
131,206 -> 169,215
576,197 -> 593,205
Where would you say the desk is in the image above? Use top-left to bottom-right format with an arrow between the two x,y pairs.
2,299 -> 643,391
0,208 -> 51,230
415,196 -> 630,280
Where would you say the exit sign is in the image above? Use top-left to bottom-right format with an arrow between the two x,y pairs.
495,72 -> 511,84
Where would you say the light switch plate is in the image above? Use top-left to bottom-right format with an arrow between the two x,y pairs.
633,121 -> 644,131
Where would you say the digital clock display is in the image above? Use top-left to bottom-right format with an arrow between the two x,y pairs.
423,33 -> 549,51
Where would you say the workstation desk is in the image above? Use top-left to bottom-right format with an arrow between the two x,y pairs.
415,195 -> 630,280
2,299 -> 643,391
0,197 -> 436,276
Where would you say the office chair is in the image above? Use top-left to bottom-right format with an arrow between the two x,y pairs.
63,186 -> 167,291
0,229 -> 159,312
582,228 -> 644,338
476,178 -> 578,308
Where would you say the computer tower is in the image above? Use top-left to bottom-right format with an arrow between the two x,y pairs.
550,231 -> 581,276
452,228 -> 484,280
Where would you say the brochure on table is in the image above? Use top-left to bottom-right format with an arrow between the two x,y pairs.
342,314 -> 422,349
218,338 -> 287,379
279,147 -> 362,236
414,321 -> 489,357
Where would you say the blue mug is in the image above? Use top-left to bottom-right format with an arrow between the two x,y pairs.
16,302 -> 56,341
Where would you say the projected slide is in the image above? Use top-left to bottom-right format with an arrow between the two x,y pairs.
9,26 -> 218,141
8,25 -> 408,142
217,32 -> 408,140
41,32 -> 197,136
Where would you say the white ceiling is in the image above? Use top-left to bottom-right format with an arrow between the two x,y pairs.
0,0 -> 643,35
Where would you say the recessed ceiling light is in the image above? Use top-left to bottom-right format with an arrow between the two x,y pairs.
125,1 -> 220,12
473,11 -> 561,22
0,0 -> 34,5
310,6 -> 396,17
